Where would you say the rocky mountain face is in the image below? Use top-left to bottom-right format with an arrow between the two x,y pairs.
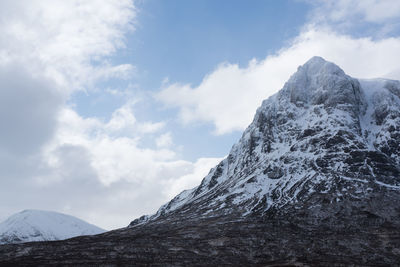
1,57 -> 399,266
131,56 -> 400,226
0,210 -> 105,244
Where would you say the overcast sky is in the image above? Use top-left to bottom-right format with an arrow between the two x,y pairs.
1,0 -> 400,230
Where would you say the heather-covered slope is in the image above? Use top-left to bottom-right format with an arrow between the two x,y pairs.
1,57 -> 399,265
1,206 -> 400,266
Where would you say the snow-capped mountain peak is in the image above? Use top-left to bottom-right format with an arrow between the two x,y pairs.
130,56 -> 400,226
0,209 -> 105,244
281,56 -> 364,112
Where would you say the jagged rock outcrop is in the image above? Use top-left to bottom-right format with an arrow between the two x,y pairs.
1,57 -> 399,266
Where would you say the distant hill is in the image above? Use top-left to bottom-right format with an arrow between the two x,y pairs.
0,209 -> 105,244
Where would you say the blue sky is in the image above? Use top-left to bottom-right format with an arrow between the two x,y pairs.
1,0 -> 400,229
72,0 -> 310,161
130,0 -> 308,86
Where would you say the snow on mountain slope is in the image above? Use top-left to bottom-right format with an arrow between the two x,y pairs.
130,56 -> 400,226
0,210 -> 105,244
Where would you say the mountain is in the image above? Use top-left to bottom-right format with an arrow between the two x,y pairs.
0,210 -> 105,244
130,56 -> 400,226
1,57 -> 399,265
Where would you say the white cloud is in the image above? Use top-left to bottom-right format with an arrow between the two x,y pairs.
156,133 -> 173,148
162,157 -> 223,199
157,27 -> 400,134
44,107 -> 172,185
105,101 -> 165,135
311,0 -> 400,24
0,0 -> 136,92
138,121 -> 166,134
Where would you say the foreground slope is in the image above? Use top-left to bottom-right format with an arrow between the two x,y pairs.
1,57 -> 399,265
0,210 -> 105,244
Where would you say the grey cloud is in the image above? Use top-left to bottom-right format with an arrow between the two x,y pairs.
0,64 -> 64,155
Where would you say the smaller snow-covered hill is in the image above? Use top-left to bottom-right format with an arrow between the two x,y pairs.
0,210 -> 105,244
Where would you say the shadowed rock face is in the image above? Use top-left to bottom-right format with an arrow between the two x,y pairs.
1,57 -> 400,266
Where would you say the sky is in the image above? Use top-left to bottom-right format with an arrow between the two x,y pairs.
0,0 -> 400,230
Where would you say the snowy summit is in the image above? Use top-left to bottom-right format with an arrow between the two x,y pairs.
0,210 -> 105,244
